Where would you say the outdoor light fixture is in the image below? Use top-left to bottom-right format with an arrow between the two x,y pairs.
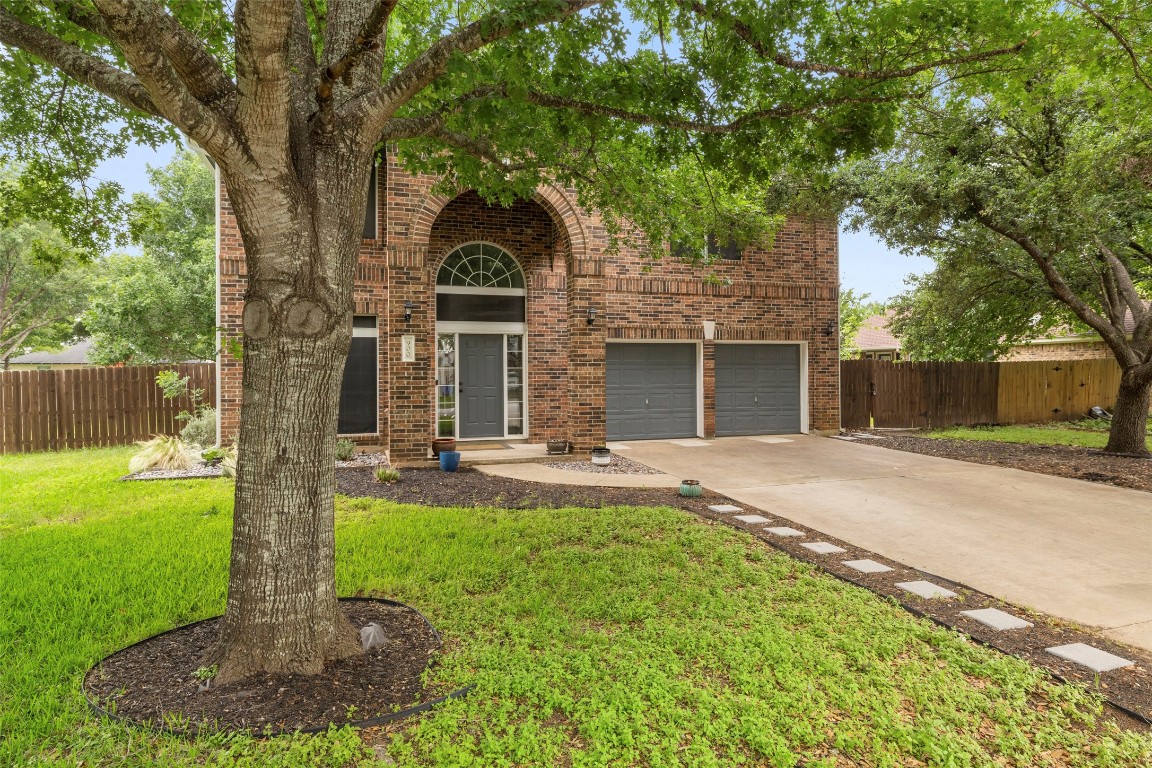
404,300 -> 414,323
823,319 -> 836,337
587,307 -> 597,325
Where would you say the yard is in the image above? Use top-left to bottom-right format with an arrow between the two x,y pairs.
3,448 -> 1152,767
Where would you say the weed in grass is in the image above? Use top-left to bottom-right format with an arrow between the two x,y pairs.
3,448 -> 1152,766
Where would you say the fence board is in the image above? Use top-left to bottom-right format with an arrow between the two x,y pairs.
0,363 -> 215,453
843,357 -> 1135,430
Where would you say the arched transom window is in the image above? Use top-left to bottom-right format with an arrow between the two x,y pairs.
437,243 -> 524,288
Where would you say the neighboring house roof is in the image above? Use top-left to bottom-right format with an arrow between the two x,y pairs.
855,311 -> 901,352
9,339 -> 94,365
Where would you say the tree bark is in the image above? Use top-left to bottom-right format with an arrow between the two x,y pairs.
209,159 -> 370,685
1104,371 -> 1152,457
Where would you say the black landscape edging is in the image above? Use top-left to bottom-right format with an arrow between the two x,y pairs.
82,597 -> 472,739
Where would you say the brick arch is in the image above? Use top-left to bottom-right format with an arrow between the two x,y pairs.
409,183 -> 589,266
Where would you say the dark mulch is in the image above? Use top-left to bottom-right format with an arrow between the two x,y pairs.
338,463 -> 1152,731
860,433 -> 1152,494
84,600 -> 441,735
336,464 -> 721,511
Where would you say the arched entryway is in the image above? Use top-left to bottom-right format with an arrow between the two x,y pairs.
434,243 -> 527,440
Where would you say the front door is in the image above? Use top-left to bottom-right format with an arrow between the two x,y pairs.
458,334 -> 504,438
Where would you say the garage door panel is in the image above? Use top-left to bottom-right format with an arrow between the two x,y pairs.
606,343 -> 698,441
715,344 -> 801,436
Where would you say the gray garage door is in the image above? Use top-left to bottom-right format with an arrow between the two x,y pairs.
715,344 -> 802,436
607,343 -> 697,440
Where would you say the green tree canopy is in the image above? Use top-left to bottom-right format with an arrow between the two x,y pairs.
0,218 -> 92,366
842,3 -> 1152,452
83,149 -> 216,364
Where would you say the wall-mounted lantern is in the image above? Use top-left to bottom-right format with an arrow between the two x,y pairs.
404,300 -> 414,323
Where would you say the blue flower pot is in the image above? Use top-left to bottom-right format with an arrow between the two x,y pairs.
439,450 -> 461,472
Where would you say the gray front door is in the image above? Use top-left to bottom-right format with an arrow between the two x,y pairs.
715,344 -> 801,436
459,334 -> 504,438
606,343 -> 697,440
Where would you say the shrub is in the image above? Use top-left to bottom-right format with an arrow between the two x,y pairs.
335,438 -> 356,462
374,467 -> 400,484
180,407 -> 217,448
128,436 -> 197,474
220,445 -> 238,478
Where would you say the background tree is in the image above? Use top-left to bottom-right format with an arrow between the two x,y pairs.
0,219 -> 91,368
0,0 -> 1035,685
845,71 -> 1152,453
84,149 -> 216,364
838,288 -> 886,360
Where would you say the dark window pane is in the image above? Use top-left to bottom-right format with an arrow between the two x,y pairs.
671,239 -> 700,261
436,293 -> 526,322
352,315 -> 376,329
362,166 -> 377,240
338,336 -> 377,433
707,232 -> 742,260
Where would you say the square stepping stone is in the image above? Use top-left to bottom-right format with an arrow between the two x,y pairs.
747,436 -> 793,444
708,504 -> 742,514
896,581 -> 957,599
734,514 -> 771,524
765,526 -> 804,537
670,439 -> 711,447
960,608 -> 1033,631
842,559 -> 893,574
1046,643 -> 1134,673
801,542 -> 847,555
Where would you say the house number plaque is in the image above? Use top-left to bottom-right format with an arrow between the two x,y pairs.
401,335 -> 416,362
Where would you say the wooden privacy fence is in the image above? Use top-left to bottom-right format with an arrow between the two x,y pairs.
841,358 -> 1128,429
0,363 -> 215,454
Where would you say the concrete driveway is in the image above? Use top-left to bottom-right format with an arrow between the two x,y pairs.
621,435 -> 1152,653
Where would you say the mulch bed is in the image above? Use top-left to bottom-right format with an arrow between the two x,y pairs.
858,433 -> 1152,494
83,600 -> 442,735
336,464 -> 710,510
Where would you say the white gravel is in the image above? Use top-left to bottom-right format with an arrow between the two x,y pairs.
541,456 -> 665,475
123,451 -> 390,481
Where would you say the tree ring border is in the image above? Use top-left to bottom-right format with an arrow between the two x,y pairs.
82,597 -> 474,739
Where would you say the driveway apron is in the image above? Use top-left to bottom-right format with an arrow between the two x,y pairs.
621,435 -> 1152,653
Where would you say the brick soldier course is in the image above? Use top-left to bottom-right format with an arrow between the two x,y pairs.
217,149 -> 840,462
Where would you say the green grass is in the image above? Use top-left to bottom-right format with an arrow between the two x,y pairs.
3,448 -> 1152,766
924,420 -> 1152,450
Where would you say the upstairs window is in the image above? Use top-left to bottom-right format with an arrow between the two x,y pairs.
362,166 -> 378,240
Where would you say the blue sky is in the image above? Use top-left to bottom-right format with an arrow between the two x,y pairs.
97,141 -> 928,303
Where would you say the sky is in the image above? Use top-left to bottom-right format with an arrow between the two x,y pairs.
97,141 -> 929,303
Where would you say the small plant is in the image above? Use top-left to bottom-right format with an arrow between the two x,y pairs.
180,407 -> 217,448
335,438 -> 357,462
194,664 -> 218,682
201,446 -> 226,462
128,435 -> 197,474
374,466 -> 400,484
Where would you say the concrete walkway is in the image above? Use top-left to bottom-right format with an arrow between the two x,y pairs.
621,435 -> 1152,653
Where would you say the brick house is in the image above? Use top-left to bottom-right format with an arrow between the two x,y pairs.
216,150 -> 840,462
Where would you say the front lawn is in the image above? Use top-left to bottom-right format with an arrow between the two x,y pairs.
3,448 -> 1151,766
924,420 -> 1152,451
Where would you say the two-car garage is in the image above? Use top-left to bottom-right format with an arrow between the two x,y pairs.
605,342 -> 804,441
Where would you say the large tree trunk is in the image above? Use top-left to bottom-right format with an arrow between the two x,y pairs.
1104,371 -> 1151,457
209,158 -> 370,685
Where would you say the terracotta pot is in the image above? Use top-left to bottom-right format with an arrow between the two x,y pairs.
432,437 -> 457,457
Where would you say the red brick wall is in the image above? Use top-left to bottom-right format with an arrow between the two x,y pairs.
1000,341 -> 1112,362
216,149 -> 841,461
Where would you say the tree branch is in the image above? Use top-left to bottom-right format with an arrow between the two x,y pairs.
976,214 -> 1138,365
232,0 -> 296,165
359,0 -> 603,140
317,0 -> 398,107
1069,0 -> 1152,94
0,6 -> 160,117
677,0 -> 1031,80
